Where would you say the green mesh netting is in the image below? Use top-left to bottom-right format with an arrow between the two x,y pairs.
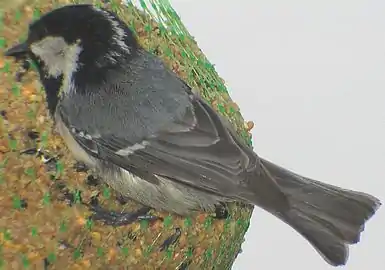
0,0 -> 254,269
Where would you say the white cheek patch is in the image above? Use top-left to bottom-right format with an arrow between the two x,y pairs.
30,36 -> 83,95
31,37 -> 66,78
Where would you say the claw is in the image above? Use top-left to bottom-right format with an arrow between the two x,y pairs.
20,147 -> 40,155
15,58 -> 30,82
159,227 -> 181,251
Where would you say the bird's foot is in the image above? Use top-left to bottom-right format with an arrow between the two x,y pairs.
20,147 -> 59,170
88,199 -> 162,226
159,227 -> 181,251
214,203 -> 229,219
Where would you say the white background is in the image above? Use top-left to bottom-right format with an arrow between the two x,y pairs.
166,1 -> 385,269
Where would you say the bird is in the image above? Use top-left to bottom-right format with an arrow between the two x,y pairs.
4,4 -> 381,267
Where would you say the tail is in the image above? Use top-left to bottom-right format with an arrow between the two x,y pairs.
260,158 -> 381,266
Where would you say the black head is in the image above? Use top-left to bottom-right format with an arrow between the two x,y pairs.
5,4 -> 138,64
4,4 -> 138,115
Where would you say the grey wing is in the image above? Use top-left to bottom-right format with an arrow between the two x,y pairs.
59,92 -> 289,208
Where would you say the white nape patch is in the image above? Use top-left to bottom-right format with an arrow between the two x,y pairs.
115,141 -> 149,156
61,41 -> 82,96
30,36 -> 82,95
92,7 -> 131,57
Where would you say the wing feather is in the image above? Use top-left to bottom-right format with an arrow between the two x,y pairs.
60,94 -> 259,197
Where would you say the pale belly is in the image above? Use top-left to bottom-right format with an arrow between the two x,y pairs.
54,111 -> 225,215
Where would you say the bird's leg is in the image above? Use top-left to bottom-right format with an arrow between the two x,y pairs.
87,196 -> 162,226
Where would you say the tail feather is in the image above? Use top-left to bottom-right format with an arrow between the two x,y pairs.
260,158 -> 381,266
279,208 -> 350,266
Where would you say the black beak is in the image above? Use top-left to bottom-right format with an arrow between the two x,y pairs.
4,42 -> 29,58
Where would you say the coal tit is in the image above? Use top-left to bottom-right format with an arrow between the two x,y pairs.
4,4 -> 381,266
